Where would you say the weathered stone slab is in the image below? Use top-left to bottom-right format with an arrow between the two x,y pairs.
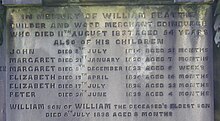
0,81 -> 5,121
175,0 -> 213,2
43,0 -> 213,5
5,4 -> 213,121
2,0 -> 42,5
0,2 -> 5,121
43,0 -> 173,5
2,0 -> 213,5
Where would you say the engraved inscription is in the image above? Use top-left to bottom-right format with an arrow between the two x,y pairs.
5,5 -> 213,121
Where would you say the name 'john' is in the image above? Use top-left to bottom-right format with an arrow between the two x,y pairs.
9,49 -> 35,55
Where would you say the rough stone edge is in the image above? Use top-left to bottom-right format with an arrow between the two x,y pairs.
214,1 -> 220,121
1,0 -> 214,6
0,0 -> 5,121
174,0 -> 213,2
2,0 -> 42,5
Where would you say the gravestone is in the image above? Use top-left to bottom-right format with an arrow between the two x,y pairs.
0,0 -> 215,121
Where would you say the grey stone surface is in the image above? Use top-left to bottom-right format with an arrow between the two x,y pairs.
0,26 -> 6,121
5,4 -> 213,121
0,81 -> 5,121
2,0 -> 213,5
43,0 -> 173,5
2,0 -> 42,5
0,1 -> 5,121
